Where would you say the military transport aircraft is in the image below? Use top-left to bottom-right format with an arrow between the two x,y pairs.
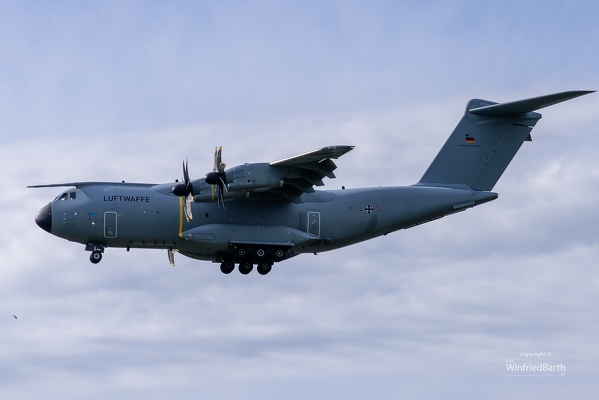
30,91 -> 593,275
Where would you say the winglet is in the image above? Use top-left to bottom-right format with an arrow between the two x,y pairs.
469,90 -> 595,116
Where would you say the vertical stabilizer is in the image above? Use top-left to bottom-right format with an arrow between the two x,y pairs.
417,91 -> 594,191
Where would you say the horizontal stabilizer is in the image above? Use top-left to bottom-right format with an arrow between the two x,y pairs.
469,90 -> 595,116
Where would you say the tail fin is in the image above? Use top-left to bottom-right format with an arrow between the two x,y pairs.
417,91 -> 594,191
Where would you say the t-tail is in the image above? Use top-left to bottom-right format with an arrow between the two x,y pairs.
417,91 -> 594,191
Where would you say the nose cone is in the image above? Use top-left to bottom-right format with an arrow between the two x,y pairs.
35,203 -> 52,233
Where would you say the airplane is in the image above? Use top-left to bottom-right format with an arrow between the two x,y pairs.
29,91 -> 593,275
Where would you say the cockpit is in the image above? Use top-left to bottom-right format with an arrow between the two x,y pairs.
54,190 -> 77,202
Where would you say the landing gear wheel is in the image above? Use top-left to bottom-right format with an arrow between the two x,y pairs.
254,248 -> 266,259
257,262 -> 272,275
272,248 -> 285,261
239,261 -> 253,275
220,261 -> 235,274
236,248 -> 247,258
90,250 -> 102,264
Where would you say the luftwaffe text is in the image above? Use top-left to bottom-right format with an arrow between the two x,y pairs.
104,196 -> 151,202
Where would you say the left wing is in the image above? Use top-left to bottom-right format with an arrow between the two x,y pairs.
199,145 -> 354,203
267,145 -> 354,200
270,145 -> 354,173
28,182 -> 155,188
29,147 -> 355,205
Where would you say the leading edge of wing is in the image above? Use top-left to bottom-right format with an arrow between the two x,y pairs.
27,182 -> 156,189
468,90 -> 595,116
269,145 -> 354,167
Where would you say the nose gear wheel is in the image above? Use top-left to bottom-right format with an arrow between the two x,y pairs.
90,250 -> 102,264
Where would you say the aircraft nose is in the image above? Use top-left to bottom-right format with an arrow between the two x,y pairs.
35,202 -> 52,233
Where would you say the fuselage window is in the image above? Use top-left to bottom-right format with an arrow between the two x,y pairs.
70,192 -> 77,200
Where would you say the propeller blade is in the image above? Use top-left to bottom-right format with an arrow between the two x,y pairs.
206,149 -> 226,180
219,176 -> 228,191
218,178 -> 226,210
183,159 -> 190,190
172,158 -> 194,221
205,146 -> 228,209
213,147 -> 222,172
185,193 -> 193,221
168,249 -> 176,267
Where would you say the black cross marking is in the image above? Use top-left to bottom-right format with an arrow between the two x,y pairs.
365,205 -> 374,214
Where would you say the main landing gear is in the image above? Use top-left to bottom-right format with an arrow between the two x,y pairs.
219,245 -> 287,275
220,260 -> 274,275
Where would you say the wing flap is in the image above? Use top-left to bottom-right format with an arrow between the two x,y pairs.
263,145 -> 353,200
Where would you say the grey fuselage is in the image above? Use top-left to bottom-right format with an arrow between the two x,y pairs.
40,182 -> 497,263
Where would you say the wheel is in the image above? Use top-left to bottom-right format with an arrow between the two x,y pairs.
257,262 -> 272,275
236,248 -> 247,258
239,261 -> 253,275
90,250 -> 102,264
254,248 -> 266,259
272,248 -> 285,261
220,261 -> 234,274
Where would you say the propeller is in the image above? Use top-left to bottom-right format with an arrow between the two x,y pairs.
171,158 -> 194,221
204,146 -> 228,209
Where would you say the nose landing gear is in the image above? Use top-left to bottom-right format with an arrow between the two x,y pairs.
89,250 -> 103,264
86,244 -> 105,264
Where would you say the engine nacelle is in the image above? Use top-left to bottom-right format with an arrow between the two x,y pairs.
225,163 -> 285,192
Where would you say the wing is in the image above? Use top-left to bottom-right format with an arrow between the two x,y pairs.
28,182 -> 155,188
270,145 -> 354,171
267,145 -> 354,201
193,146 -> 354,203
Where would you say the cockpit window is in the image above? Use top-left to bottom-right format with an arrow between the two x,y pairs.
54,192 -> 77,201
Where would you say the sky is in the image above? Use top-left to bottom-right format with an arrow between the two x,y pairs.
1,1 -> 599,398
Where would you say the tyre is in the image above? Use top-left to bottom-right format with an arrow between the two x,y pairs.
257,262 -> 272,275
239,261 -> 253,275
220,261 -> 234,274
90,250 -> 102,264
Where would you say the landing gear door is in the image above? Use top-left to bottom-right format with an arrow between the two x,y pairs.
104,211 -> 118,238
307,211 -> 320,237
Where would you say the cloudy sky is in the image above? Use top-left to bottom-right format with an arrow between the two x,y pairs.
2,1 -> 599,398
